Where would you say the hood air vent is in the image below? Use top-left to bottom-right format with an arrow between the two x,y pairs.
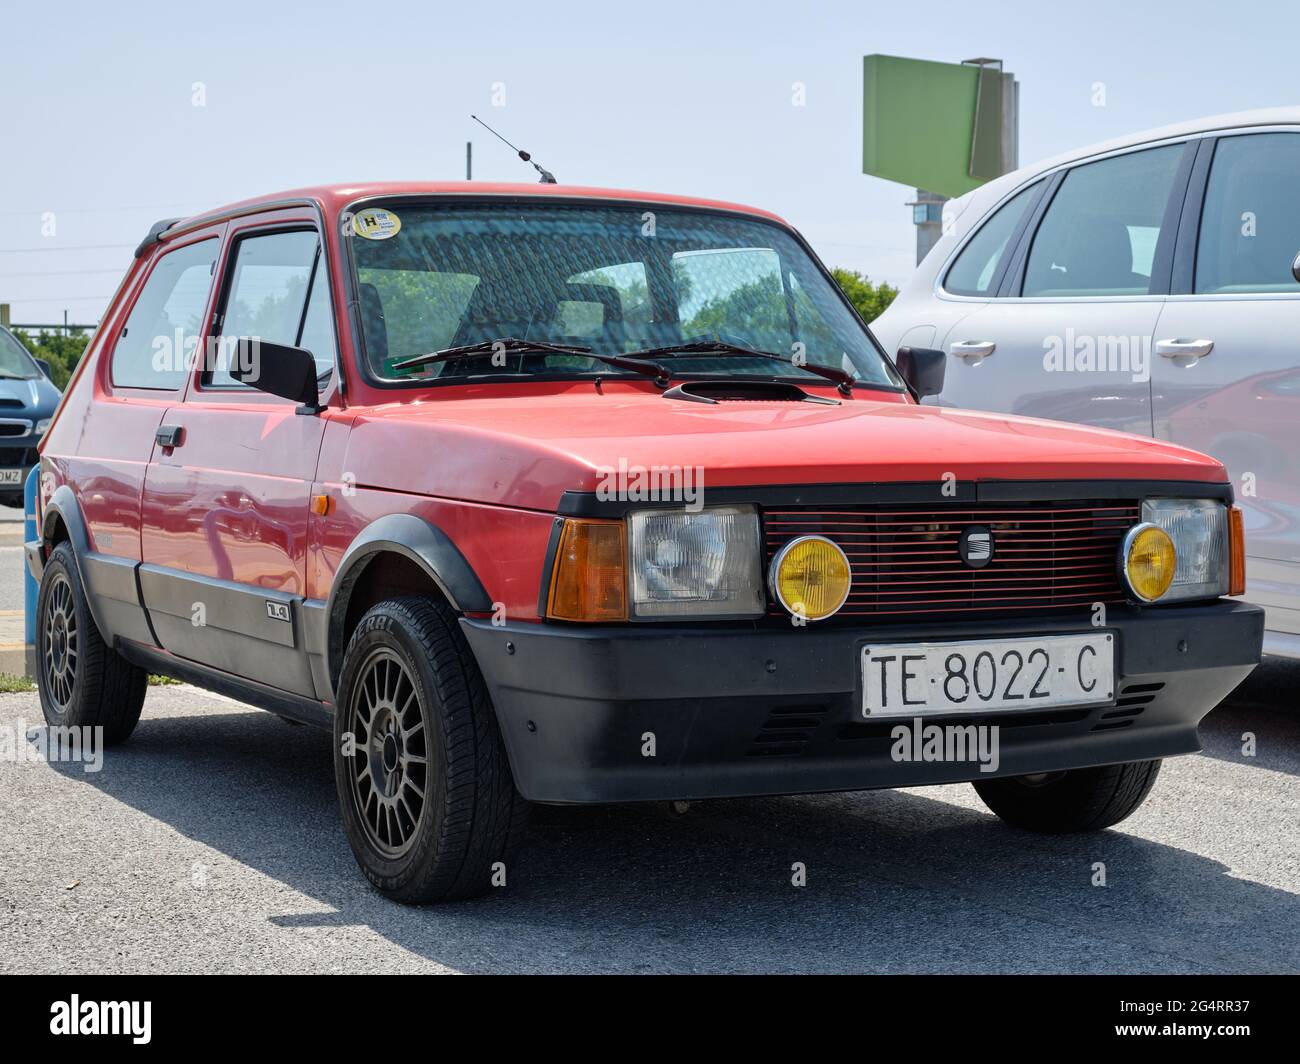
662,380 -> 840,405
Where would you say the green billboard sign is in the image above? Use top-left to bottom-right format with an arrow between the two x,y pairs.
862,54 -> 1016,198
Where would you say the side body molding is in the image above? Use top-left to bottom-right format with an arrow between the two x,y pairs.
324,513 -> 491,691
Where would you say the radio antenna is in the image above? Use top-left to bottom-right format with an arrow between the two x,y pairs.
470,115 -> 557,184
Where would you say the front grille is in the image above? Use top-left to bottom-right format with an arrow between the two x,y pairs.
0,446 -> 38,468
0,422 -> 30,437
763,500 -> 1138,621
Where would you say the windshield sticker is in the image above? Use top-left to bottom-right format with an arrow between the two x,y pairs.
352,207 -> 402,241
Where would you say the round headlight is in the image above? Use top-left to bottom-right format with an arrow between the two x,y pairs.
1121,523 -> 1177,602
769,535 -> 852,621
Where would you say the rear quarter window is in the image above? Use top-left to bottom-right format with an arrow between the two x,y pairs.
111,239 -> 218,389
944,182 -> 1041,297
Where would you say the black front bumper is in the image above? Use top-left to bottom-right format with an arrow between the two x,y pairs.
0,440 -> 41,494
461,601 -> 1263,804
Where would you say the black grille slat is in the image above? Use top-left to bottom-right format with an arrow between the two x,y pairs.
1090,682 -> 1164,731
746,704 -> 831,757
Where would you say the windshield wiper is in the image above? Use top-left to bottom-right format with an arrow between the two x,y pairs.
618,340 -> 855,395
391,337 -> 669,382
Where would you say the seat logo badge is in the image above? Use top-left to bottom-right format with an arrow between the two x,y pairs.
266,601 -> 291,622
959,526 -> 994,569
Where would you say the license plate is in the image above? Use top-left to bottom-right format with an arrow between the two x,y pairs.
0,469 -> 21,486
861,633 -> 1114,717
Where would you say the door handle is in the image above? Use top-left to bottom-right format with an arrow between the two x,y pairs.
155,424 -> 184,448
950,340 -> 997,363
1156,338 -> 1214,361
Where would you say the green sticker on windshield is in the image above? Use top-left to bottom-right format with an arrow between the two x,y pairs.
352,207 -> 402,241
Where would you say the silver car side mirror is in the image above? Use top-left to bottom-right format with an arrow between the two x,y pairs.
1293,250 -> 1300,284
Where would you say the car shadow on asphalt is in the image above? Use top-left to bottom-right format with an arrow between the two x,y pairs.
49,702 -> 1299,974
1198,658 -> 1300,777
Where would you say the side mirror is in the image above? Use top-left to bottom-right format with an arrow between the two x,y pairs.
1292,251 -> 1300,284
34,358 -> 52,378
228,338 -> 322,414
895,346 -> 946,399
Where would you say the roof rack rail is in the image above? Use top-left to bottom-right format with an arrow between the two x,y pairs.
133,217 -> 185,259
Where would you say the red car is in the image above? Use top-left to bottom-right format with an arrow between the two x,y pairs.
28,183 -> 1262,903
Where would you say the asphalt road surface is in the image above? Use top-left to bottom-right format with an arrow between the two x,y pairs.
1,671 -> 1296,974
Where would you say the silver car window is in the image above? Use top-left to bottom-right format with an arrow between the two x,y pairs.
944,182 -> 1042,297
1023,145 -> 1184,298
1196,132 -> 1300,295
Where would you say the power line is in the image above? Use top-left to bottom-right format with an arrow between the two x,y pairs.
0,203 -> 201,218
5,294 -> 112,304
0,267 -> 125,279
813,240 -> 913,254
0,243 -> 134,255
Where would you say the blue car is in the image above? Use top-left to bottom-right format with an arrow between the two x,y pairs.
0,324 -> 62,507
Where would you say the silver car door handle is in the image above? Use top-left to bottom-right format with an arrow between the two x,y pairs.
1156,338 -> 1214,360
950,340 -> 996,362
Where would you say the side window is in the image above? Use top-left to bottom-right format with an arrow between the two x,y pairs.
111,239 -> 217,389
1023,145 -> 1185,297
296,262 -> 337,375
210,230 -> 336,386
944,182 -> 1041,297
1196,133 -> 1300,294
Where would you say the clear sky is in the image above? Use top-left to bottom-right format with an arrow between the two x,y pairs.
3,0 -> 1297,325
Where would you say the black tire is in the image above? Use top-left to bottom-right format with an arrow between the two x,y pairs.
36,542 -> 147,744
972,760 -> 1162,833
333,596 -> 528,904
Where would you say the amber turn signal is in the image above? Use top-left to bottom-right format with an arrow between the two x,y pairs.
546,518 -> 627,622
1229,504 -> 1246,596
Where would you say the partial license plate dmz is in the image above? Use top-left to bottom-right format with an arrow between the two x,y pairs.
861,633 -> 1115,718
0,469 -> 22,486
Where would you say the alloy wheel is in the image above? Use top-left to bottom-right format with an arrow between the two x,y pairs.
346,648 -> 428,857
42,573 -> 78,711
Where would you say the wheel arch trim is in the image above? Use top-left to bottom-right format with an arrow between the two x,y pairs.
40,483 -> 89,554
36,484 -> 123,646
324,513 -> 491,690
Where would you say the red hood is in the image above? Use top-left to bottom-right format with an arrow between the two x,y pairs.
342,383 -> 1226,511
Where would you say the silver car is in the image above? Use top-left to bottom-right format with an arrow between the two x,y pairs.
873,107 -> 1300,658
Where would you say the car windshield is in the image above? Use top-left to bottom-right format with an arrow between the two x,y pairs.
0,328 -> 40,380
349,202 -> 900,389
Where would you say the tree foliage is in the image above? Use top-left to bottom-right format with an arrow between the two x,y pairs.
829,269 -> 898,323
11,328 -> 89,390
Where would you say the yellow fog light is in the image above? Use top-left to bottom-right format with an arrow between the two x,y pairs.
1121,523 -> 1177,602
770,535 -> 852,621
